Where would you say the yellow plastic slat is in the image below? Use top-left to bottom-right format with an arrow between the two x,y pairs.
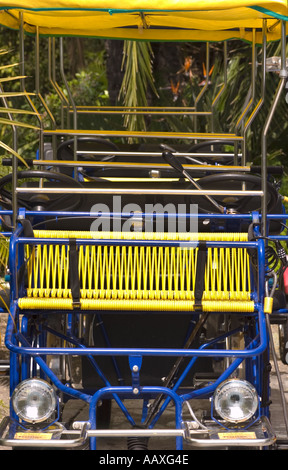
43,128 -> 243,141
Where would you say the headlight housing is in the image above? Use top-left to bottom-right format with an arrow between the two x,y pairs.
213,378 -> 259,423
12,378 -> 57,424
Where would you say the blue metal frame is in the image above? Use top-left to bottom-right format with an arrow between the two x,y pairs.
2,209 -> 274,448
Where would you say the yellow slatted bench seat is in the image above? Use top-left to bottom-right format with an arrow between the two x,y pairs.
18,230 -> 255,313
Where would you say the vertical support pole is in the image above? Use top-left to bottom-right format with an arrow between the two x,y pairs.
243,22 -> 267,166
235,29 -> 257,132
211,41 -> 227,132
0,84 -> 18,229
59,37 -> 78,173
261,20 -> 287,237
234,29 -> 257,164
48,38 -> 68,130
19,13 -> 44,159
194,42 -> 210,135
36,27 -> 57,158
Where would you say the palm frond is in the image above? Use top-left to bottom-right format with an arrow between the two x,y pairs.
0,92 -> 35,97
0,75 -> 27,83
0,116 -> 39,130
0,141 -> 29,168
0,237 -> 9,270
119,40 -> 158,136
0,62 -> 19,71
0,107 -> 37,115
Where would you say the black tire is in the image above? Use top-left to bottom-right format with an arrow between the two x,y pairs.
0,170 -> 85,228
192,172 -> 279,213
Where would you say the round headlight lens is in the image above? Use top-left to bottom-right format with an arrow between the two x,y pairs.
12,379 -> 57,424
214,379 -> 258,423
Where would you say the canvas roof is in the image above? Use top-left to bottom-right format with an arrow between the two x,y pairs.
0,1 -> 287,42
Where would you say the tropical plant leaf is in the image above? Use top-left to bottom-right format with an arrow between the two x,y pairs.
0,116 -> 39,130
0,75 -> 27,83
0,141 -> 29,168
0,48 -> 12,55
0,107 -> 37,115
0,62 -> 19,71
0,92 -> 35,97
0,238 -> 9,270
119,40 -> 158,136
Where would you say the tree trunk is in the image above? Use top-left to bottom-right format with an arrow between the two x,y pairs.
105,40 -> 124,105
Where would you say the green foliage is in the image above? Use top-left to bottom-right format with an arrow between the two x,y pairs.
0,27 -> 287,187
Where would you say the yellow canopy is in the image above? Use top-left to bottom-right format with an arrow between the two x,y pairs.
0,0 -> 287,42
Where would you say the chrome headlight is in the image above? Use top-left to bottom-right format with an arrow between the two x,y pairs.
12,379 -> 57,424
213,379 -> 258,423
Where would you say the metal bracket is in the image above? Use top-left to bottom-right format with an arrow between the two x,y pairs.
129,355 -> 143,393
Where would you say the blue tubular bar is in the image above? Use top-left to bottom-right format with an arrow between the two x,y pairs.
148,327 -> 246,427
88,386 -> 184,450
11,237 -> 261,248
6,216 -> 269,447
17,326 -> 137,427
150,357 -> 245,430
9,328 -> 92,404
5,300 -> 268,358
95,313 -> 124,386
43,325 -> 135,426
20,210 -> 288,220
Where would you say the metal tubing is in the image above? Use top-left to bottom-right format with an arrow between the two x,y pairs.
12,328 -> 92,403
46,326 -> 134,424
235,29 -> 257,132
211,41 -> 227,132
35,28 -> 57,140
33,160 -> 250,172
0,419 -> 89,448
1,83 -> 18,229
0,416 -> 275,449
43,128 -> 243,140
261,20 -> 287,237
0,76 -> 18,229
148,329 -> 245,427
5,301 -> 267,359
88,386 -> 183,450
234,29 -> 256,165
48,38 -> 68,129
20,210 -> 288,221
194,42 -> 210,133
59,37 -> 77,166
242,21 -> 267,165
181,356 -> 244,402
11,237 -> 262,248
19,13 -> 43,159
35,151 -> 240,158
15,187 -> 263,196
9,224 -> 23,299
266,313 -> 288,436
88,428 -> 184,438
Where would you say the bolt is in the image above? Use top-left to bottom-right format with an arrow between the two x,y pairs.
132,365 -> 139,372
